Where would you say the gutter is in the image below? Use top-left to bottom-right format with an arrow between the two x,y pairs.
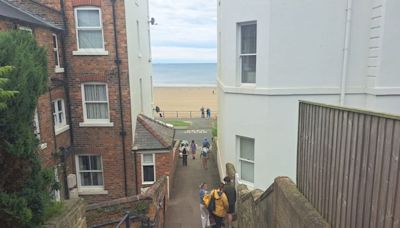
339,0 -> 353,105
111,0 -> 129,197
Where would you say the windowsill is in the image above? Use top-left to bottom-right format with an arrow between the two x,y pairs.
142,181 -> 155,185
78,188 -> 108,195
55,67 -> 64,73
240,83 -> 256,88
40,143 -> 48,150
73,50 -> 109,56
79,122 -> 114,127
55,125 -> 70,135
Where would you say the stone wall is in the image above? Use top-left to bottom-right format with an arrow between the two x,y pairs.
226,163 -> 330,228
44,198 -> 86,228
86,176 -> 168,227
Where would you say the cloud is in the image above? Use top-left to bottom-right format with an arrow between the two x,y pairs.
152,46 -> 216,63
149,0 -> 217,63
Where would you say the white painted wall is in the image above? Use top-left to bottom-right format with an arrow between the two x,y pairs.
124,0 -> 154,140
217,0 -> 400,190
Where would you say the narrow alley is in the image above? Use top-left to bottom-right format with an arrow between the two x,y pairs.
165,119 -> 221,228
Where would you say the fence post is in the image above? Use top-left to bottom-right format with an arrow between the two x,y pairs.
125,211 -> 130,228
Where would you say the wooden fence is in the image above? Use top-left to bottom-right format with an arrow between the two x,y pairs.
297,101 -> 400,228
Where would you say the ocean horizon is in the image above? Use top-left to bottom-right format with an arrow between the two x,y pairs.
152,63 -> 216,86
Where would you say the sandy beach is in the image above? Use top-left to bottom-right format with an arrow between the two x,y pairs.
153,86 -> 218,118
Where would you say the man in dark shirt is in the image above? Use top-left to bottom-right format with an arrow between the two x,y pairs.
223,176 -> 236,228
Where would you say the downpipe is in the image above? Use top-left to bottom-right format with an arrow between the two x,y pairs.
339,0 -> 353,106
111,0 -> 129,197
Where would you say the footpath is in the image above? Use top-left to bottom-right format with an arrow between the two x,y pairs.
165,119 -> 221,228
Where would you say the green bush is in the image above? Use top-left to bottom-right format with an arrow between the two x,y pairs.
0,31 -> 56,227
212,121 -> 218,137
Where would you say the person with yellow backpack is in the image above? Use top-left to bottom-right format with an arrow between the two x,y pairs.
203,183 -> 229,228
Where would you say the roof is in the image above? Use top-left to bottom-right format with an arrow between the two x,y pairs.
0,0 -> 63,30
133,114 -> 175,151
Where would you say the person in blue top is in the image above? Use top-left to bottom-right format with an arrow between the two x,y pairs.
199,182 -> 210,228
202,138 -> 210,149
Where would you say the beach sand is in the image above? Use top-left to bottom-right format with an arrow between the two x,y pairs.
153,86 -> 218,118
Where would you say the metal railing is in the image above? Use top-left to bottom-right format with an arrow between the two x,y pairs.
115,211 -> 154,228
155,110 -> 217,119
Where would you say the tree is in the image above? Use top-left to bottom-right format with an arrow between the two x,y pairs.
0,31 -> 55,227
0,66 -> 18,110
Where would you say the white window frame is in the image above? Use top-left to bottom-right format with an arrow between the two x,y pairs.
75,155 -> 106,193
19,25 -> 32,33
73,7 -> 108,55
52,34 -> 64,73
33,108 -> 48,149
80,83 -> 113,127
141,153 -> 156,185
33,108 -> 41,140
237,136 -> 255,186
53,166 -> 61,201
238,21 -> 257,85
52,99 -> 69,135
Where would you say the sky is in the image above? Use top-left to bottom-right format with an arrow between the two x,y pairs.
149,0 -> 217,63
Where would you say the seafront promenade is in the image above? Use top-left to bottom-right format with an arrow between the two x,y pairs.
165,119 -> 220,228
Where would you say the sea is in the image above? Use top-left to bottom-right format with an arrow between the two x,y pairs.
152,63 -> 216,87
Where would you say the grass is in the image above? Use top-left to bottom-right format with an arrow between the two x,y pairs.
163,120 -> 192,127
43,201 -> 64,221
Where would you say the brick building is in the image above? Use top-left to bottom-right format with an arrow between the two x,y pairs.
132,114 -> 176,194
0,0 -> 155,204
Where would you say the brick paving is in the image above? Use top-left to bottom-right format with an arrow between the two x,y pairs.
165,119 -> 220,228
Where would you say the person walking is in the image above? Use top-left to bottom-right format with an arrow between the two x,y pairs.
182,147 -> 188,166
206,108 -> 211,118
223,176 -> 236,228
204,183 -> 229,228
202,138 -> 210,149
199,183 -> 210,228
190,140 -> 197,160
201,146 -> 209,170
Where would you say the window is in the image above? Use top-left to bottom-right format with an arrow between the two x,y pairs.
53,167 -> 61,201
81,83 -> 110,123
74,7 -> 104,50
52,99 -> 66,130
33,108 -> 40,140
19,25 -> 32,33
239,22 -> 257,84
52,34 -> 63,72
142,154 -> 155,184
76,155 -> 104,188
238,136 -> 255,183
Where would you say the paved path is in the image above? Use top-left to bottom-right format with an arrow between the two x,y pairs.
165,119 -> 220,228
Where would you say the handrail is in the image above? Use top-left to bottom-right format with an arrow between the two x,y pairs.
156,110 -> 218,119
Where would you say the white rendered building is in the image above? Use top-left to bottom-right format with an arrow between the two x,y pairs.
125,0 -> 154,132
217,0 -> 400,190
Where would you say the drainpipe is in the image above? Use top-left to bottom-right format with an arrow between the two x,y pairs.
111,0 -> 129,197
59,0 -> 74,145
59,0 -> 75,199
339,0 -> 353,106
133,149 -> 139,194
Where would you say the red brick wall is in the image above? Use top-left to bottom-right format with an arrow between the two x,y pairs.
135,151 -> 174,191
62,0 -> 135,202
0,18 -> 72,199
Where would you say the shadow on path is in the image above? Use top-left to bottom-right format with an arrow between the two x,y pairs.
165,119 -> 220,228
